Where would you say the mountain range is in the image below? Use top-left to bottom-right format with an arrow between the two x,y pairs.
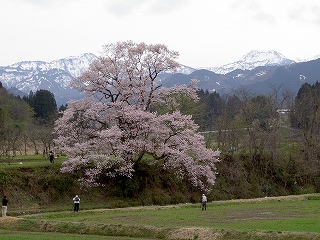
1,50 -> 320,106
205,50 -> 295,74
0,53 -> 97,106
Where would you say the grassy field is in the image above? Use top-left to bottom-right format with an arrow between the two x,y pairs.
1,194 -> 319,240
1,155 -> 319,239
0,154 -> 66,168
0,230 -> 151,240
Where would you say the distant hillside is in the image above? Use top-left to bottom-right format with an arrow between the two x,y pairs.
161,59 -> 320,96
0,53 -> 96,106
1,50 -> 319,106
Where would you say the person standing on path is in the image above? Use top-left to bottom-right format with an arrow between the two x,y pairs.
201,194 -> 207,210
2,196 -> 8,217
49,151 -> 54,164
73,195 -> 80,212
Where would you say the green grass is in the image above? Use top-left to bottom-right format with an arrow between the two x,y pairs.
0,230 -> 151,240
1,154 -> 319,239
22,198 -> 320,232
0,154 -> 66,168
1,194 -> 318,240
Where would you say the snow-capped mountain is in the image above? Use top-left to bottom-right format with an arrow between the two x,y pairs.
176,65 -> 196,75
1,50 -> 319,107
162,57 -> 320,97
9,53 -> 97,78
206,50 -> 295,74
0,53 -> 97,106
296,54 -> 320,63
0,53 -> 196,106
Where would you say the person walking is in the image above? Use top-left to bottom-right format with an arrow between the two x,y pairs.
201,194 -> 207,210
73,195 -> 80,212
2,196 -> 8,217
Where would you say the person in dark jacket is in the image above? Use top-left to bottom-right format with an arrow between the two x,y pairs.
49,151 -> 54,163
2,196 -> 8,217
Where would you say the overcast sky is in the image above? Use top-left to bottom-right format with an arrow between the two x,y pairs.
1,0 -> 320,68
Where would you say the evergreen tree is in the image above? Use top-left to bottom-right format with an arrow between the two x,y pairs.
25,89 -> 58,125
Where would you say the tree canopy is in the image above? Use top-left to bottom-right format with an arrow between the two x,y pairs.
0,83 -> 34,156
54,41 -> 220,191
23,89 -> 58,125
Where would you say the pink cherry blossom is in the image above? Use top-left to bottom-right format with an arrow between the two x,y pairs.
54,41 -> 220,191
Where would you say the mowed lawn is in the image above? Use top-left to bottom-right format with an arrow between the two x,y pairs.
20,197 -> 320,229
21,195 -> 320,232
0,154 -> 66,168
0,230 -> 151,240
1,195 -> 319,239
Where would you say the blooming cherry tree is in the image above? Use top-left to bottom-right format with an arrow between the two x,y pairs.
54,41 -> 220,191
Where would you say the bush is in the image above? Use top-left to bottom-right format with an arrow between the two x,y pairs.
298,185 -> 316,194
0,170 -> 8,189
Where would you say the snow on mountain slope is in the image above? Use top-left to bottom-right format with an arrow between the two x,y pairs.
1,50 -> 315,106
0,53 -> 97,95
206,50 -> 295,74
296,54 -> 320,62
0,53 -> 98,106
47,53 -> 98,77
9,53 -> 97,77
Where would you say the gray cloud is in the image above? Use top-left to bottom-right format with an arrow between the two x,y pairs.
252,11 -> 276,25
311,4 -> 320,26
230,0 -> 276,25
14,0 -> 79,8
147,0 -> 190,14
287,2 -> 320,26
230,0 -> 261,12
104,0 -> 145,16
104,0 -> 190,17
287,5 -> 307,21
